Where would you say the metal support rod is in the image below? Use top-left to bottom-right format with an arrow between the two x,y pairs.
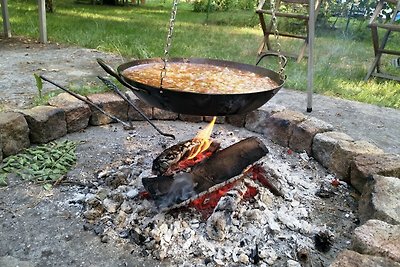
40,75 -> 133,129
306,0 -> 316,113
38,0 -> 47,43
97,76 -> 176,140
1,0 -> 11,38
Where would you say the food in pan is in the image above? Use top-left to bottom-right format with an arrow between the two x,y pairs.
122,62 -> 278,94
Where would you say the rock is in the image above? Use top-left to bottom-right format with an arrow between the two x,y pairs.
312,132 -> 384,182
262,109 -> 307,147
0,112 -> 30,157
103,198 -> 120,213
238,253 -> 249,264
21,106 -> 67,144
289,117 -> 333,155
329,250 -> 400,267
83,209 -> 103,220
358,175 -> 400,224
287,259 -> 301,267
178,114 -> 203,123
104,171 -> 128,189
352,219 -> 400,262
206,211 -> 227,241
350,153 -> 400,193
244,105 -> 286,135
312,132 -> 354,168
0,256 -> 36,267
87,92 -> 128,125
120,200 -> 132,214
153,108 -> 178,120
226,114 -> 247,127
124,91 -> 153,120
126,188 -> 139,199
48,92 -> 91,133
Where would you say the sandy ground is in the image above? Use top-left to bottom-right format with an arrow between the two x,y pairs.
0,36 -> 399,267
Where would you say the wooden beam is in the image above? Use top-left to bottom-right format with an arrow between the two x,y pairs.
38,0 -> 47,43
1,0 -> 11,37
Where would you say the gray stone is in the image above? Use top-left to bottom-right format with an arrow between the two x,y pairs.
226,114 -> 247,127
0,112 -> 30,156
350,153 -> 400,193
125,91 -> 153,120
329,250 -> 400,267
21,106 -> 67,144
87,92 -> 129,126
312,131 -> 354,169
0,256 -> 36,267
178,114 -> 203,123
312,132 -> 384,182
352,219 -> 400,262
358,175 -> 400,224
48,92 -> 91,133
264,109 -> 307,147
244,105 -> 286,135
153,108 -> 179,120
289,117 -> 333,155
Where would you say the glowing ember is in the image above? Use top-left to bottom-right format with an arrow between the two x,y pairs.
187,116 -> 216,159
189,181 -> 238,212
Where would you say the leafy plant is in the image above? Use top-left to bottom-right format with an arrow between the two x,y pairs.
0,140 -> 80,187
34,73 -> 43,99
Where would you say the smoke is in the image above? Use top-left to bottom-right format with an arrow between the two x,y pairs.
155,173 -> 196,209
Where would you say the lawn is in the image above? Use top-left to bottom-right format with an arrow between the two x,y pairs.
4,0 -> 400,108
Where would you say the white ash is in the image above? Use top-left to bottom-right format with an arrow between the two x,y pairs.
69,126 -> 358,266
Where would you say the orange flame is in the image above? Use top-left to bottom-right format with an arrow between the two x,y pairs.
187,116 -> 216,159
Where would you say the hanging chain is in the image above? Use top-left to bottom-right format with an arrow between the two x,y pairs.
270,0 -> 286,80
160,0 -> 179,88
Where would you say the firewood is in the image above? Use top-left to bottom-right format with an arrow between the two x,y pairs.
143,137 -> 269,209
191,136 -> 269,193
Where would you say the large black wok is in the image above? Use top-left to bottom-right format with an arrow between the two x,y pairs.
97,55 -> 285,116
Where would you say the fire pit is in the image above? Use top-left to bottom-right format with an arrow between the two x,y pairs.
71,120 -> 358,266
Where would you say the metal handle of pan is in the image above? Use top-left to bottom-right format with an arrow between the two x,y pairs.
255,52 -> 287,81
96,58 -> 147,94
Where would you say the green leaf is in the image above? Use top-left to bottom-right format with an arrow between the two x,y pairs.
34,73 -> 43,99
43,183 -> 53,191
0,173 -> 8,187
1,140 -> 79,184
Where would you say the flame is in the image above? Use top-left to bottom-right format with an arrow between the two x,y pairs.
187,116 -> 216,159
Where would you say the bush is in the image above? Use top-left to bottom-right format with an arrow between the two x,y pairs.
193,0 -> 256,12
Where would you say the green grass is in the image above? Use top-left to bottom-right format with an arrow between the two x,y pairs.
4,0 -> 400,109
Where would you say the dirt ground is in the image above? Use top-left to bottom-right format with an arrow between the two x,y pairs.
0,37 -> 399,266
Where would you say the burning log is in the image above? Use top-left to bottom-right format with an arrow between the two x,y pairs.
191,136 -> 268,193
152,140 -> 220,176
142,137 -> 269,209
152,116 -> 219,176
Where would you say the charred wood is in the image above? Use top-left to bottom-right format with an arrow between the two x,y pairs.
191,137 -> 268,193
143,137 -> 268,209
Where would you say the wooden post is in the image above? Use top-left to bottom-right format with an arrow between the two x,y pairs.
1,0 -> 11,37
306,0 -> 316,112
38,0 -> 47,43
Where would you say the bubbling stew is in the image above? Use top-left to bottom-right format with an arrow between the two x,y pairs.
122,62 -> 278,94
